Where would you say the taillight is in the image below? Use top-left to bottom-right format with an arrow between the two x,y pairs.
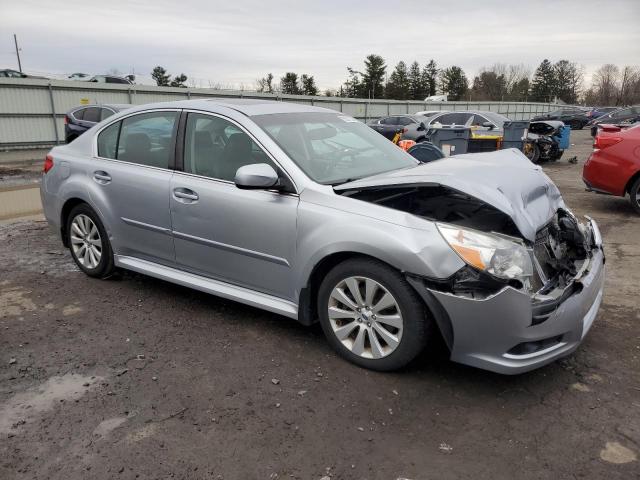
64,115 -> 70,125
43,154 -> 54,173
593,136 -> 623,150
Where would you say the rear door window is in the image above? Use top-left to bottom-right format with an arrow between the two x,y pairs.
97,122 -> 120,159
117,112 -> 178,168
72,108 -> 85,120
100,108 -> 115,121
396,117 -> 413,126
83,107 -> 101,123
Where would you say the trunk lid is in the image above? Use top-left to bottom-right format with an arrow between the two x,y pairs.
335,149 -> 564,242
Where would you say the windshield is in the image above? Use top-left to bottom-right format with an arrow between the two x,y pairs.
252,112 -> 418,185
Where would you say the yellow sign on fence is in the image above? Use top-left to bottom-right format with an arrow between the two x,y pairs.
80,98 -> 90,105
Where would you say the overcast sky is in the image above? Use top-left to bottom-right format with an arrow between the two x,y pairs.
1,0 -> 639,90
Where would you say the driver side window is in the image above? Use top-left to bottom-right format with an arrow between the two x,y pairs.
183,113 -> 276,182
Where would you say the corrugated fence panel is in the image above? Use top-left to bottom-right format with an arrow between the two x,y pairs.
0,78 -> 561,148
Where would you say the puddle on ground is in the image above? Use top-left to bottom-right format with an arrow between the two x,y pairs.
600,441 -> 637,464
0,285 -> 37,317
0,373 -> 103,434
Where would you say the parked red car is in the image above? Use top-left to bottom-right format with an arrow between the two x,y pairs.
583,124 -> 640,213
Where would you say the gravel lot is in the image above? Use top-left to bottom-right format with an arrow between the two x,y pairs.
1,130 -> 638,479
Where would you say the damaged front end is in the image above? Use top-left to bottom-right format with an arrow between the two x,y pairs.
336,156 -> 605,373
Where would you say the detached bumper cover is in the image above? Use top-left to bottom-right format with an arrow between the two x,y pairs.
417,219 -> 605,374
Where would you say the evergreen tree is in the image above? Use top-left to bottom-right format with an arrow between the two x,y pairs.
439,66 -> 468,100
300,74 -> 318,96
169,73 -> 188,88
408,61 -> 424,100
343,68 -> 362,98
554,60 -> 582,104
280,72 -> 301,94
530,59 -> 556,102
421,60 -> 439,97
151,66 -> 170,87
362,54 -> 386,99
385,61 -> 410,100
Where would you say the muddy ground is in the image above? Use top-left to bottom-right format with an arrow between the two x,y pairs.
0,131 -> 638,479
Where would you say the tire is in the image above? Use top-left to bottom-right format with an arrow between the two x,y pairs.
66,204 -> 115,278
629,177 -> 640,215
317,258 -> 432,371
525,143 -> 541,164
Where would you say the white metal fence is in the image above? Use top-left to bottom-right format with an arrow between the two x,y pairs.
0,78 -> 562,149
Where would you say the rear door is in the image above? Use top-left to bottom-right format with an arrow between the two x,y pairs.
91,110 -> 180,264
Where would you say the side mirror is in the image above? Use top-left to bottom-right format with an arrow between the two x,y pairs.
417,122 -> 426,131
235,163 -> 280,190
482,121 -> 494,129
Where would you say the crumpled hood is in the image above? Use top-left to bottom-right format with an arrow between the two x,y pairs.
335,148 -> 564,242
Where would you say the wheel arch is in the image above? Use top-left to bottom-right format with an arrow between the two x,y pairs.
624,169 -> 640,195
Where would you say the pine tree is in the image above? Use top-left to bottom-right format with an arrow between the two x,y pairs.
280,72 -> 301,94
530,59 -> 556,102
362,54 -> 386,99
439,66 -> 468,100
300,74 -> 318,96
151,66 -> 170,87
385,61 -> 410,100
421,60 -> 439,97
408,61 -> 423,100
554,60 -> 581,104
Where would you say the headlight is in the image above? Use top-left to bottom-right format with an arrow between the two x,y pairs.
437,223 -> 533,285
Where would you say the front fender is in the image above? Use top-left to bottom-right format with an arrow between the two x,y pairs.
295,198 -> 465,291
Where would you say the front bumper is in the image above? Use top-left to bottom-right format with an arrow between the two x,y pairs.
413,220 -> 605,374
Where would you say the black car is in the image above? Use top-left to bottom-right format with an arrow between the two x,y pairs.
588,105 -> 640,136
65,104 -> 132,143
367,115 -> 429,141
531,108 -> 590,130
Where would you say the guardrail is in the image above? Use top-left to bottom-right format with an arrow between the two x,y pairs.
0,78 -> 562,149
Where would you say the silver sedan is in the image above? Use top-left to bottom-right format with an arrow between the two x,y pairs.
40,99 -> 605,373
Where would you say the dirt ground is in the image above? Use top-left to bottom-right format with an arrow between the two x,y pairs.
1,131 -> 639,480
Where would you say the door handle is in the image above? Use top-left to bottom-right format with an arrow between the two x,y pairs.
93,171 -> 111,184
173,188 -> 199,202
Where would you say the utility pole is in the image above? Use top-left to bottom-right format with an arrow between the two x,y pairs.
14,34 -> 23,73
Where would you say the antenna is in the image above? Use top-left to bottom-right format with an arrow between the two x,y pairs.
14,34 -> 23,73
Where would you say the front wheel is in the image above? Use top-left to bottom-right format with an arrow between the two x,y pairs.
629,177 -> 640,215
317,258 -> 432,371
67,204 -> 115,278
524,142 -> 541,163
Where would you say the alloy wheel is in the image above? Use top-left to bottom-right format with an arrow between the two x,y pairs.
70,214 -> 102,269
328,276 -> 403,359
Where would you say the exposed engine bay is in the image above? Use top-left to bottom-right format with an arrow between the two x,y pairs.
340,185 -> 595,298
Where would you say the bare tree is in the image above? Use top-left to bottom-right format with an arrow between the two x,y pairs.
617,66 -> 640,105
591,64 -> 620,105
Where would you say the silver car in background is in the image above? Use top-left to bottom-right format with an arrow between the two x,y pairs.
40,99 -> 605,373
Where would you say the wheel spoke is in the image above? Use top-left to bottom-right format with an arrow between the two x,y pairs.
369,330 -> 385,358
328,306 -> 356,320
364,278 -> 377,306
372,292 -> 396,314
83,247 -> 91,266
345,278 -> 364,307
331,287 -> 358,310
72,223 -> 84,237
333,321 -> 358,340
88,248 -> 98,267
351,326 -> 366,356
373,323 -> 399,348
70,235 -> 83,245
375,314 -> 402,329
88,237 -> 101,247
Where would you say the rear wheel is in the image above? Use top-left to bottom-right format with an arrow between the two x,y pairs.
629,177 -> 640,215
66,204 -> 115,278
317,258 -> 432,371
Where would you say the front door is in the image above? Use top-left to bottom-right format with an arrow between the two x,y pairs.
169,112 -> 298,299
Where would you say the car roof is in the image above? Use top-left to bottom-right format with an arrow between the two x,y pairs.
120,98 -> 336,117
